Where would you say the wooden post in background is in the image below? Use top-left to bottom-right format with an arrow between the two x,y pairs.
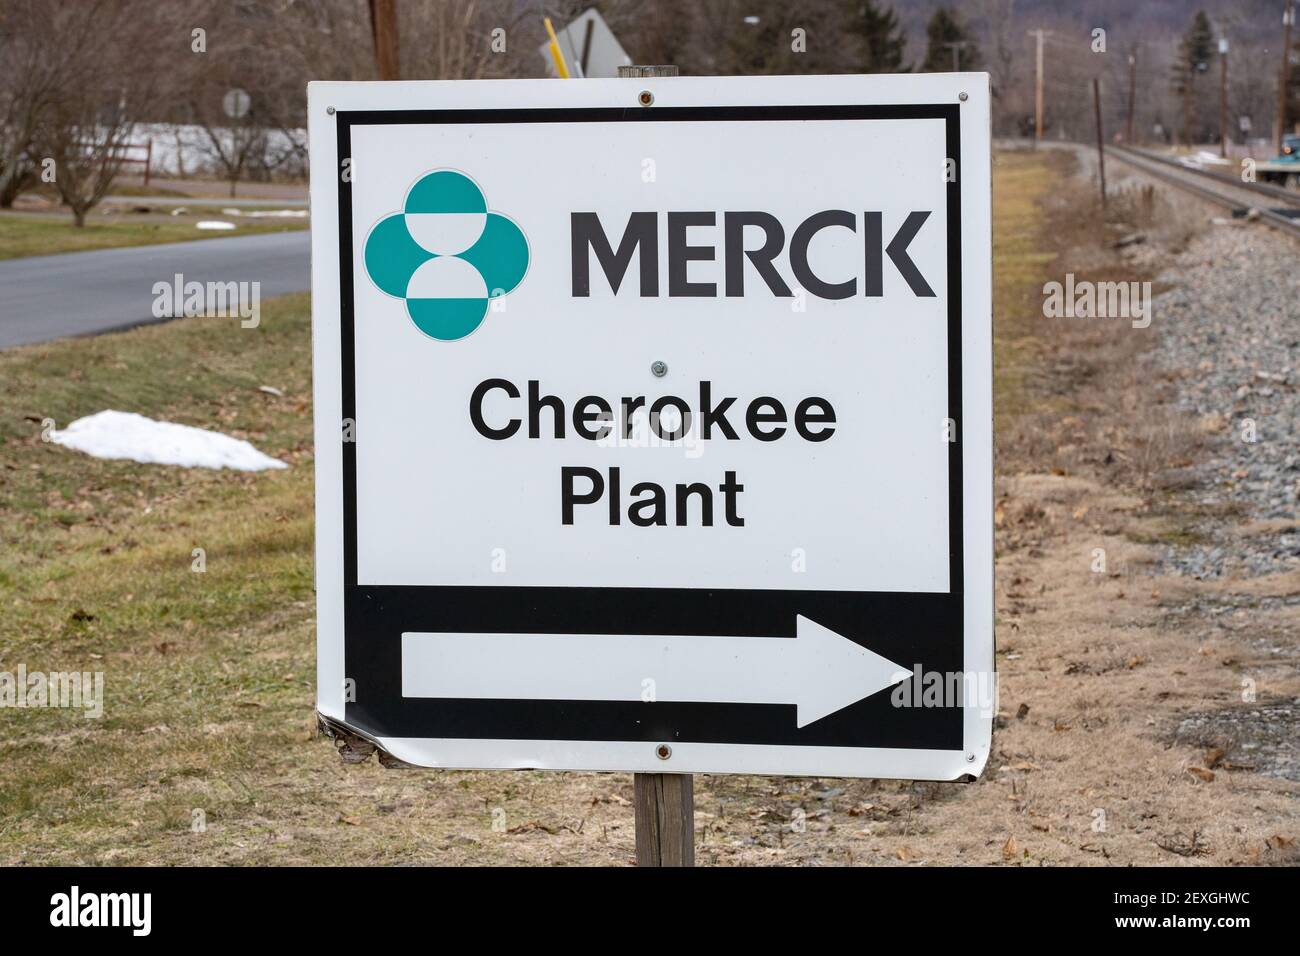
1031,29 -> 1044,148
634,772 -> 694,867
1279,0 -> 1294,154
1126,50 -> 1137,144
1219,37 -> 1229,159
369,0 -> 400,81
1093,77 -> 1107,213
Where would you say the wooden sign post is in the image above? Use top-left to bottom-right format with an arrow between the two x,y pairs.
614,63 -> 694,869
634,773 -> 694,867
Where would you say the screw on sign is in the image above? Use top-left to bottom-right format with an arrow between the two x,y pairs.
308,70 -> 993,866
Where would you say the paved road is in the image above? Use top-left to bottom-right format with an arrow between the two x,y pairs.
0,230 -> 310,348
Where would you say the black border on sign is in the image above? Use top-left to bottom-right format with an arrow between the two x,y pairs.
335,104 -> 965,751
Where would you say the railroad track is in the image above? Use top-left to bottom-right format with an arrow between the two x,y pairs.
1107,144 -> 1300,240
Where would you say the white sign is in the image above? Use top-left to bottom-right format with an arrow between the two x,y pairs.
538,8 -> 632,78
309,74 -> 993,779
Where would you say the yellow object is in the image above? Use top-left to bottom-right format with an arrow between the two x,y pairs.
544,17 -> 571,78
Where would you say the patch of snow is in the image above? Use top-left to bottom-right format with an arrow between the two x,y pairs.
220,207 -> 308,218
1179,151 -> 1231,169
50,410 -> 287,472
196,220 -> 236,230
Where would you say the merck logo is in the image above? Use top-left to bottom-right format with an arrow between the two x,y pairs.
362,172 -> 937,342
364,170 -> 529,341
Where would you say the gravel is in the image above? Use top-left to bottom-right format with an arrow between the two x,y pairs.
1137,200 -> 1300,780
1144,220 -> 1300,581
1175,703 -> 1300,782
1049,151 -> 1300,780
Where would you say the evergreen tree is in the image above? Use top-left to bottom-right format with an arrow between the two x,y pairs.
851,1 -> 908,73
1170,10 -> 1216,144
1177,10 -> 1216,74
920,7 -> 982,73
715,0 -> 856,76
721,0 -> 795,76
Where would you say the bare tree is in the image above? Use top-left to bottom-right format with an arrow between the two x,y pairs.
0,1 -> 78,207
170,0 -> 385,189
35,93 -> 146,227
970,0 -> 1021,132
184,77 -> 275,197
24,0 -> 165,225
399,0 -> 533,80
253,0 -> 374,171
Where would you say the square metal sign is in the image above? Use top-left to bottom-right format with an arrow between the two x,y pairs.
309,74 -> 993,779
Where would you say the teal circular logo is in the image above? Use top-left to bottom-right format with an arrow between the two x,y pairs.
363,170 -> 529,340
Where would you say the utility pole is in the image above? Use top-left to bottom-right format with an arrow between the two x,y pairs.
1219,38 -> 1230,158
368,0 -> 400,81
1126,50 -> 1137,143
1280,0 -> 1295,152
1093,77 -> 1107,213
1279,0 -> 1289,151
1031,29 -> 1045,148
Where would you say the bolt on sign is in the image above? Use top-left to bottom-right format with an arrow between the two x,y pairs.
309,74 -> 993,779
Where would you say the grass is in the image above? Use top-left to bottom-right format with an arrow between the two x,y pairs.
990,149 -> 1061,432
0,213 -> 306,260
0,296 -> 321,863
0,150 -> 1065,865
